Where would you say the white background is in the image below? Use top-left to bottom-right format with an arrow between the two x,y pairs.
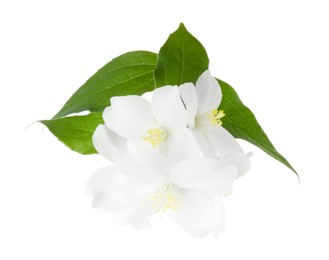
1,0 -> 329,259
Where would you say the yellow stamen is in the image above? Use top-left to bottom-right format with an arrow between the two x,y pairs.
148,183 -> 180,213
195,109 -> 225,128
208,109 -> 225,126
224,190 -> 232,197
143,128 -> 167,147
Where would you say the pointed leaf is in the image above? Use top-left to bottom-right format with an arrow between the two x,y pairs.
154,23 -> 209,87
41,113 -> 103,155
54,51 -> 157,118
218,79 -> 297,176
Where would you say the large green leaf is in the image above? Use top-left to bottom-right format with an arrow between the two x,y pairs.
41,113 -> 103,155
218,79 -> 297,176
54,51 -> 157,119
154,23 -> 209,87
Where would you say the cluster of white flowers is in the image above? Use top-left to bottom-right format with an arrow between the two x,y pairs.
86,70 -> 251,238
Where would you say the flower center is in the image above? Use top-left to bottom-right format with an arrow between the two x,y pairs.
148,183 -> 180,213
195,109 -> 225,129
143,128 -> 167,147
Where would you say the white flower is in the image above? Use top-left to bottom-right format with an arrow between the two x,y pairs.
98,85 -> 200,161
86,141 -> 237,238
88,70 -> 252,238
179,70 -> 251,176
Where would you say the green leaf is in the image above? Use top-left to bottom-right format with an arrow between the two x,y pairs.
154,23 -> 209,87
218,79 -> 298,176
41,113 -> 103,155
54,51 -> 157,119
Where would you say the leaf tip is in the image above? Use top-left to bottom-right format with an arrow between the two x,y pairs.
178,22 -> 186,30
290,167 -> 300,183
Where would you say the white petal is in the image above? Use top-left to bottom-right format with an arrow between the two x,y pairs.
206,127 -> 251,177
109,181 -> 157,230
222,152 -> 251,178
151,86 -> 187,129
191,130 -> 217,159
114,141 -> 171,183
166,127 -> 202,162
86,166 -> 157,229
103,96 -> 157,140
169,190 -> 224,238
112,203 -> 155,230
103,179 -> 156,213
195,70 -> 222,115
206,127 -> 243,155
212,197 -> 226,238
141,90 -> 153,101
92,124 -> 126,161
85,166 -> 126,210
170,159 -> 237,197
179,83 -> 198,127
